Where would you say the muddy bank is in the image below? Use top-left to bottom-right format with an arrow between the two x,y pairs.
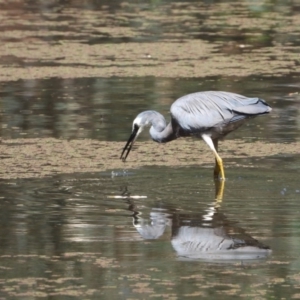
0,2 -> 299,81
1,39 -> 298,81
0,138 -> 298,179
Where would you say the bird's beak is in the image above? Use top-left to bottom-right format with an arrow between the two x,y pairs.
120,126 -> 139,162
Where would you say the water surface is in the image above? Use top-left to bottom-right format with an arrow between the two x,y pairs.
0,165 -> 300,298
1,75 -> 299,142
1,0 -> 300,299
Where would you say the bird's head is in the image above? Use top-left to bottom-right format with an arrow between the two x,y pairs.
120,111 -> 154,162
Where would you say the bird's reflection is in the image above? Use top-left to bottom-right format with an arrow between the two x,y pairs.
122,181 -> 271,261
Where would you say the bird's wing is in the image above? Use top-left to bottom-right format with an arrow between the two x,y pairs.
232,99 -> 272,115
170,91 -> 270,132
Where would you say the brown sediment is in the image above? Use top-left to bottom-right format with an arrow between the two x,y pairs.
0,138 -> 298,179
0,2 -> 299,81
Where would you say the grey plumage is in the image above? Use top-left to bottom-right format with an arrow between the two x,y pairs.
120,91 -> 272,179
171,91 -> 271,138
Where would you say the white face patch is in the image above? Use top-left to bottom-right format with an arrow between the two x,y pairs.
132,123 -> 144,137
132,115 -> 150,131
132,116 -> 142,130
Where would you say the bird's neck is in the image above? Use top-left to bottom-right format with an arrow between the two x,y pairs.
150,122 -> 176,143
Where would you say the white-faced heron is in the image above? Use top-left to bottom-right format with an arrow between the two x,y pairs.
120,91 -> 272,179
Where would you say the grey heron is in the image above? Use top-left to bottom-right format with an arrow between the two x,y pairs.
120,91 -> 272,179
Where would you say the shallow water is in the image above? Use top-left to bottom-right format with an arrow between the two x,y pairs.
1,165 -> 300,298
0,74 -> 299,143
1,0 -> 300,299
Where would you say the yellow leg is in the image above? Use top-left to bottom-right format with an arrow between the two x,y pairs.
201,134 -> 226,180
214,159 -> 220,179
214,178 -> 225,203
214,153 -> 225,180
212,138 -> 225,180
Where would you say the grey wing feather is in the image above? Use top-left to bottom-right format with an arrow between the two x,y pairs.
232,99 -> 271,115
170,91 -> 271,132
